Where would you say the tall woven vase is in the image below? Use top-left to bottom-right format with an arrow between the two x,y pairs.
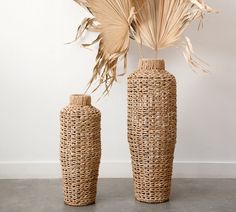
60,94 -> 101,206
128,59 -> 177,203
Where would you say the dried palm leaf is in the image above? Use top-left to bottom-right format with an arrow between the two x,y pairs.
133,0 -> 216,72
75,0 -> 135,95
134,0 -> 214,50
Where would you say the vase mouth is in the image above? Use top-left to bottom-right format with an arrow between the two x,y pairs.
138,58 -> 165,70
70,94 -> 91,106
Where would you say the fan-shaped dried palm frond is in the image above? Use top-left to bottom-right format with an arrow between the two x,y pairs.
76,0 -> 135,95
134,0 -> 214,50
133,0 -> 216,72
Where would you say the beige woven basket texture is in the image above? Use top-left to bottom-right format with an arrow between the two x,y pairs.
60,94 -> 101,206
128,59 -> 177,203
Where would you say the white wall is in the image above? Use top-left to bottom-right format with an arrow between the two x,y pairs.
0,0 -> 236,179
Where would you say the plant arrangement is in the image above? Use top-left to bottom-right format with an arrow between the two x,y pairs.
73,0 -> 216,94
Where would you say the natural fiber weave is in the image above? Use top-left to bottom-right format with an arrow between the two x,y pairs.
128,59 -> 177,203
60,94 -> 101,206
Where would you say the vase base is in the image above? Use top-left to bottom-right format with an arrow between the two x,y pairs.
135,197 -> 169,204
64,200 -> 95,207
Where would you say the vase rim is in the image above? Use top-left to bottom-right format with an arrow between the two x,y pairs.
70,94 -> 91,106
138,58 -> 165,70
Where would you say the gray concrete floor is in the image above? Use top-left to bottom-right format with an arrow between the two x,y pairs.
0,179 -> 236,212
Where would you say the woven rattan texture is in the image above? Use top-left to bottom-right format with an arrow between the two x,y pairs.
60,95 -> 101,206
128,59 -> 177,203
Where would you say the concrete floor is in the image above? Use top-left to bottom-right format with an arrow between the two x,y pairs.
0,179 -> 236,212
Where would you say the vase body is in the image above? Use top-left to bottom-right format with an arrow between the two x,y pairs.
128,59 -> 177,203
60,94 -> 101,206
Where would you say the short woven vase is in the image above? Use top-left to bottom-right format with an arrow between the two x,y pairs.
60,94 -> 101,206
128,59 -> 177,203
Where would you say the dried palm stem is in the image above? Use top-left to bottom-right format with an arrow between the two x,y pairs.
73,0 -> 89,9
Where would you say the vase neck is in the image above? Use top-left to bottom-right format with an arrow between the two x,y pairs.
70,94 -> 91,106
138,59 -> 165,70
